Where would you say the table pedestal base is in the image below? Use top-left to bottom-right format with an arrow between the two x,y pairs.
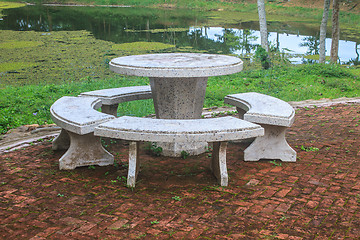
150,77 -> 208,157
157,142 -> 208,157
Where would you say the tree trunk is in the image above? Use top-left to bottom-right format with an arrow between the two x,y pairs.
257,0 -> 269,52
330,0 -> 340,63
319,0 -> 331,63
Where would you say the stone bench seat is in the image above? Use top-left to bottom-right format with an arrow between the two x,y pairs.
50,96 -> 115,170
50,85 -> 153,170
94,116 -> 264,187
224,92 -> 296,162
79,85 -> 152,117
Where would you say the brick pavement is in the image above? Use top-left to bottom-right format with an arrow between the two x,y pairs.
0,103 -> 359,239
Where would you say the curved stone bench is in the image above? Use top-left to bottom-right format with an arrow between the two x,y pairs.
51,86 -> 153,169
50,96 -> 115,170
79,85 -> 152,117
224,92 -> 296,162
52,86 -> 152,150
94,116 -> 264,187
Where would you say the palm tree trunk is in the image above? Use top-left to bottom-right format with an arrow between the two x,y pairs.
330,0 -> 340,63
319,0 -> 331,63
257,0 -> 269,52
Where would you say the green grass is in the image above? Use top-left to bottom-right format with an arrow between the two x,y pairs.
0,63 -> 359,135
0,76 -> 154,134
205,63 -> 360,107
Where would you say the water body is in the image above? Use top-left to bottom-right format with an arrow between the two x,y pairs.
1,5 -> 359,64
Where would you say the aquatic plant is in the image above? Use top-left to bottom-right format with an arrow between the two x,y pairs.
112,42 -> 175,53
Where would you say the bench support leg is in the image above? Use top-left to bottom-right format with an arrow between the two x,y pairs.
52,129 -> 70,150
244,125 -> 296,162
59,131 -> 114,170
211,142 -> 228,186
127,142 -> 140,188
101,104 -> 119,117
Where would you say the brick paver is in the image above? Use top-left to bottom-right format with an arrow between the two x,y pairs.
0,103 -> 359,239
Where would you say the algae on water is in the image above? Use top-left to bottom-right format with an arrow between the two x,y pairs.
0,41 -> 43,49
0,1 -> 26,18
0,30 -> 180,87
112,42 -> 175,53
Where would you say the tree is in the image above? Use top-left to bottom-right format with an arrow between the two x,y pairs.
319,0 -> 331,63
330,0 -> 340,63
257,0 -> 269,52
300,35 -> 320,55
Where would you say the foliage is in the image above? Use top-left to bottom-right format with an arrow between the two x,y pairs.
204,63 -> 360,107
0,62 -> 359,135
181,151 -> 189,159
0,41 -> 43,49
0,30 -> 118,87
125,28 -> 189,33
112,42 -> 175,53
0,1 -> 25,18
0,1 -> 26,9
254,46 -> 271,69
145,142 -> 163,156
0,62 -> 38,73
0,76 -> 153,134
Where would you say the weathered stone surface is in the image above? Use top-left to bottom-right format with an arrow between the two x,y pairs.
109,53 -> 243,156
224,92 -> 296,162
80,86 -> 152,106
51,86 -> 152,169
94,116 -> 264,143
50,96 -> 115,169
80,86 -> 152,117
109,53 -> 243,78
150,76 -> 208,156
59,131 -> 114,170
52,129 -> 70,150
50,96 -> 114,135
225,92 -> 295,127
244,125 -> 297,162
95,116 -> 264,187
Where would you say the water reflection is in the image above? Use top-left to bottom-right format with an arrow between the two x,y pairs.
1,5 -> 359,64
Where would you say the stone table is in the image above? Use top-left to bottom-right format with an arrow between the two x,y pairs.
109,53 -> 243,157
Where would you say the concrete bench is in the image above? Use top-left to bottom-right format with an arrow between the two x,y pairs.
51,86 -> 152,169
94,116 -> 264,187
52,85 -> 152,150
79,86 -> 152,117
224,92 -> 296,162
50,96 -> 115,170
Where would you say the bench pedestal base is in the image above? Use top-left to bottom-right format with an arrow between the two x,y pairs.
59,131 -> 114,170
244,125 -> 296,162
52,129 -> 70,150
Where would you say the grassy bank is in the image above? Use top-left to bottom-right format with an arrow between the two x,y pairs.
0,0 -> 360,135
1,63 -> 359,134
3,0 -> 360,28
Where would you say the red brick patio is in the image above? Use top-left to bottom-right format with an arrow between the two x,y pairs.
0,103 -> 359,239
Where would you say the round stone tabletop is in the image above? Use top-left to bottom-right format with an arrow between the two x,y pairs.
109,53 -> 243,78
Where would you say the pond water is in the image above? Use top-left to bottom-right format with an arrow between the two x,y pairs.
1,5 -> 359,64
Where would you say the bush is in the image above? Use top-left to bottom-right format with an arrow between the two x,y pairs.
254,46 -> 271,70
